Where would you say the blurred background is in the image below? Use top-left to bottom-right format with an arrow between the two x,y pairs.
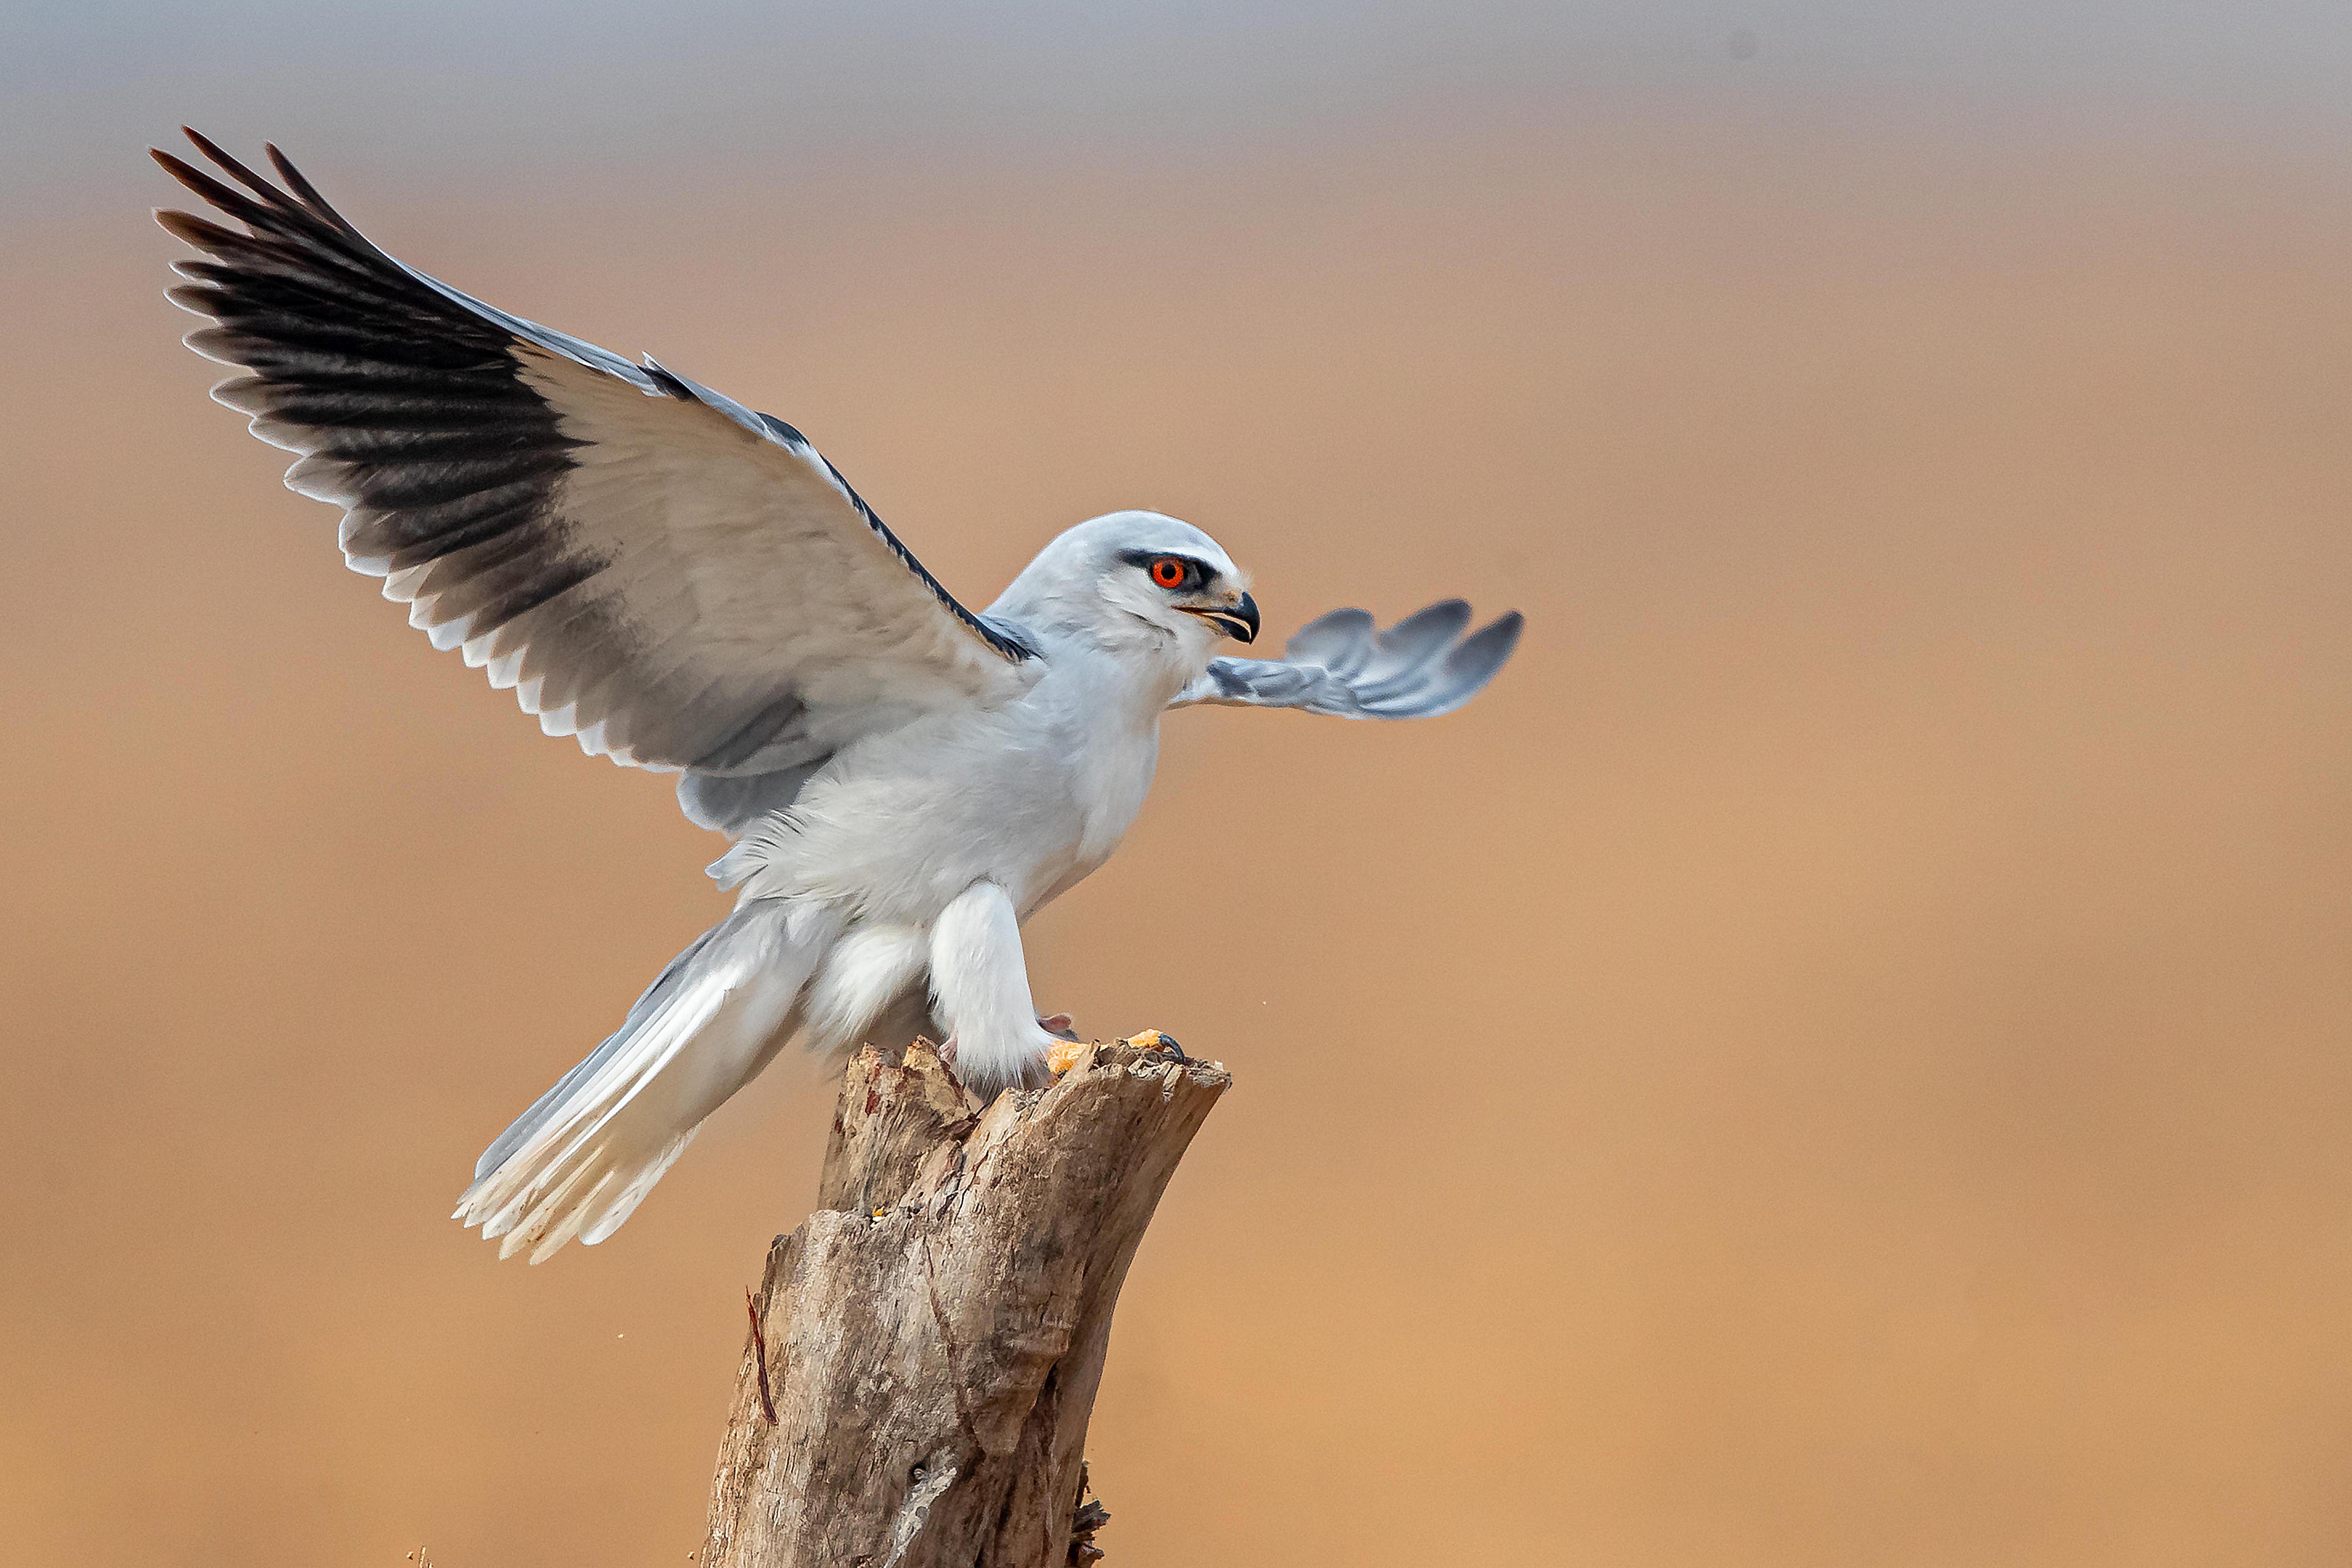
7,3 -> 2352,1564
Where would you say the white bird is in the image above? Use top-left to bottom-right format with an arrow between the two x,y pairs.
154,130 -> 1522,1262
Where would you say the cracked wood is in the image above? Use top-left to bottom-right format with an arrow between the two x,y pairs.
702,1037 -> 1230,1568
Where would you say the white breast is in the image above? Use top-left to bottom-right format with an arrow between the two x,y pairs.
725,634 -> 1173,924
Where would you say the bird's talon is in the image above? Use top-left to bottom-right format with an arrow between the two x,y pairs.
1122,1028 -> 1192,1064
1038,1012 -> 1079,1042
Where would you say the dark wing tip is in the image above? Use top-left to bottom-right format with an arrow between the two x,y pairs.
148,143 -> 282,234
1442,608 -> 1524,683
151,205 -> 236,248
148,146 -> 208,191
151,128 -> 387,274
1456,609 -> 1524,667
262,140 -> 364,239
1375,597 -> 1474,653
1354,605 -> 1523,718
176,126 -> 281,202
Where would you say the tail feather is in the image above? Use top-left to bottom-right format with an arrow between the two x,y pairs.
453,897 -> 833,1262
468,920 -> 727,1184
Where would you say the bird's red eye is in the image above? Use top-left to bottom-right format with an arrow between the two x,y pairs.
1150,557 -> 1187,589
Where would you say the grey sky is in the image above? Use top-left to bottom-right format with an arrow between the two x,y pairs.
9,0 -> 2352,212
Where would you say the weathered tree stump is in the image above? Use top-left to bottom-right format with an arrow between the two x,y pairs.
702,1037 -> 1231,1568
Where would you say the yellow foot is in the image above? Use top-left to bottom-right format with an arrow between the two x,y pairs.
1046,1039 -> 1088,1077
1121,1029 -> 1193,1064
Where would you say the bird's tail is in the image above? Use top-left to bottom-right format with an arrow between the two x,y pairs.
452,897 -> 833,1263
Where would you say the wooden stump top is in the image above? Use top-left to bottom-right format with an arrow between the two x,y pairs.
705,1038 -> 1231,1568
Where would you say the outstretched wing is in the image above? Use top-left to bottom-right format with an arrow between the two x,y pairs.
1170,600 -> 1521,718
154,128 -> 1035,777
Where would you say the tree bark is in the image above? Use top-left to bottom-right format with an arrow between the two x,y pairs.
702,1036 -> 1231,1568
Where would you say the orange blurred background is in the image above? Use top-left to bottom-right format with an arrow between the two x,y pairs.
7,7 -> 2352,1565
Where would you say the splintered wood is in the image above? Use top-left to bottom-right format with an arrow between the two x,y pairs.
703,1038 -> 1230,1568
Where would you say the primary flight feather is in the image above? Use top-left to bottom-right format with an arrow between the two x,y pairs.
154,128 -> 1522,1262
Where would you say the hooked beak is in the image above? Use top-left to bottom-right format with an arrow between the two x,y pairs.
1186,591 -> 1259,644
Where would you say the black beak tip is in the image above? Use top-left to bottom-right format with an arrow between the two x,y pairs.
1224,591 -> 1261,644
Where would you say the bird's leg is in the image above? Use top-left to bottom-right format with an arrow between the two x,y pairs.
1038,1012 -> 1078,1040
929,881 -> 1066,1093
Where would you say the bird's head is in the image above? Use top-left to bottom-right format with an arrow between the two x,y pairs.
993,510 -> 1259,667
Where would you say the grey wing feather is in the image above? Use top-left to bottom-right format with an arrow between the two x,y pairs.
154,129 -> 1034,783
1171,600 -> 1522,719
